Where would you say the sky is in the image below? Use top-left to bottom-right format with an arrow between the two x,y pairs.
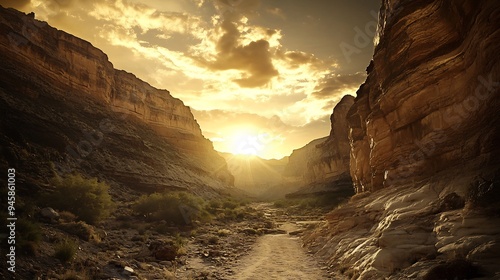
1,0 -> 380,159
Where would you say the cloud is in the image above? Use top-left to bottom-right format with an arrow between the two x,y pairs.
0,0 -> 31,10
312,72 -> 366,99
214,0 -> 260,16
194,3 -> 278,88
90,0 -> 204,38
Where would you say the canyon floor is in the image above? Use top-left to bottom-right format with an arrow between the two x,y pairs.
5,197 -> 340,280
176,203 -> 336,280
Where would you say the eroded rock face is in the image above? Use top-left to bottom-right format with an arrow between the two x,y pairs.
304,175 -> 500,279
0,7 -> 233,193
283,96 -> 355,196
348,0 -> 500,193
0,7 -> 203,141
304,0 -> 500,278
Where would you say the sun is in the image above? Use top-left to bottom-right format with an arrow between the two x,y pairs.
229,130 -> 263,156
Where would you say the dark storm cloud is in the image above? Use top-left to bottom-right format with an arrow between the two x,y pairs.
312,72 -> 366,99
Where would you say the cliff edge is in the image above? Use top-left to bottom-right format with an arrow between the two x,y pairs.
0,6 -> 233,195
284,95 -> 354,197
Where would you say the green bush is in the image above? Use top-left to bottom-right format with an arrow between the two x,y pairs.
54,239 -> 78,263
46,174 -> 114,224
133,191 -> 210,225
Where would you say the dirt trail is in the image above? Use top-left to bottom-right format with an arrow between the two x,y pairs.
177,203 -> 333,279
232,221 -> 330,280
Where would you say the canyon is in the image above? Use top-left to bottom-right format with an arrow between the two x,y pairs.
0,6 -> 233,196
1,0 -> 500,279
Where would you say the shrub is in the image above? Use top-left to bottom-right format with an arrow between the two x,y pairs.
222,199 -> 239,210
46,174 -> 114,224
58,211 -> 77,223
17,219 -> 42,255
58,221 -> 100,242
174,233 -> 187,248
54,239 -> 78,263
133,191 -> 210,225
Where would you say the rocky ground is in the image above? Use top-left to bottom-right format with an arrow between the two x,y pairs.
2,200 -> 336,280
176,203 -> 337,280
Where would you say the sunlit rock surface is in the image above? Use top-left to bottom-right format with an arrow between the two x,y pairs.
305,175 -> 500,279
305,0 -> 500,279
348,0 -> 500,193
284,95 -> 355,196
0,7 -> 233,194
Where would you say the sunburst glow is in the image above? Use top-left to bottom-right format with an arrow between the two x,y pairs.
229,129 -> 263,156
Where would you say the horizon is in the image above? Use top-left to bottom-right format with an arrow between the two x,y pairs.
1,0 -> 379,159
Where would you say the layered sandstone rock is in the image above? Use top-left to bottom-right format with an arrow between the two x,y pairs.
0,7 -> 232,193
304,174 -> 500,279
304,0 -> 500,278
284,95 -> 354,196
0,7 -> 204,141
348,0 -> 500,193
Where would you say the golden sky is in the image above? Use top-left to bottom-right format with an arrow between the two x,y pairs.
1,0 -> 378,159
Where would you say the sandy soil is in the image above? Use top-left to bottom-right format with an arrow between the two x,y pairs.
231,222 -> 330,280
177,203 -> 335,279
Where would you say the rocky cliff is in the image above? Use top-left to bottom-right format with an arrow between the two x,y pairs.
284,95 -> 354,196
348,0 -> 500,193
305,0 -> 500,279
0,6 -> 233,195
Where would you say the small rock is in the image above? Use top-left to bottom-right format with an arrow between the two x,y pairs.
241,228 -> 258,235
122,266 -> 135,276
40,207 -> 59,222
159,261 -> 172,266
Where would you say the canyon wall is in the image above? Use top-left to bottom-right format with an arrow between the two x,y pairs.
0,7 -> 233,194
305,1 -> 500,279
348,0 -> 500,193
0,7 -> 204,142
284,95 -> 354,196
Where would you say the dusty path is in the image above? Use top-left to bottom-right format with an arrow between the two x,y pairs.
232,221 -> 330,280
177,203 -> 332,279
